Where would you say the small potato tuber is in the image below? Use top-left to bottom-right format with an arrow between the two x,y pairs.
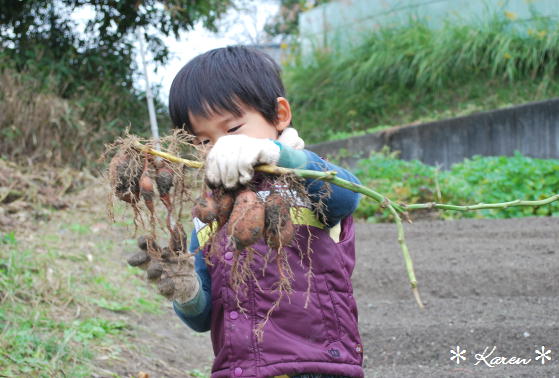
139,172 -> 155,215
227,188 -> 265,251
157,278 -> 175,299
192,191 -> 218,223
109,153 -> 141,203
127,250 -> 150,268
264,192 -> 295,249
155,164 -> 173,211
137,235 -> 159,252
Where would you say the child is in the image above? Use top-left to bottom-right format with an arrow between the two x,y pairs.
157,46 -> 363,377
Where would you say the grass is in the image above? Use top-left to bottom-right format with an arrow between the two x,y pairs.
353,149 -> 559,222
0,196 -> 165,376
284,10 -> 559,143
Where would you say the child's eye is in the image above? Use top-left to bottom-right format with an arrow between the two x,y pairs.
228,125 -> 243,133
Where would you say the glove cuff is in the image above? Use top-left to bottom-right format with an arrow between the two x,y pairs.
272,140 -> 308,169
173,275 -> 205,316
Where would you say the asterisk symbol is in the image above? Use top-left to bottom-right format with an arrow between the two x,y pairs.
535,346 -> 551,364
450,346 -> 467,364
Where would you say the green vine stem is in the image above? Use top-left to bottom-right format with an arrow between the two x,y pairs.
404,196 -> 559,212
133,141 -> 559,309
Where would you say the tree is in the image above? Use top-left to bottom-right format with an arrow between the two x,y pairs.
0,0 -> 235,167
0,0 -> 234,96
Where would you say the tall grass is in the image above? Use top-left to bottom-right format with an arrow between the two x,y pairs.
0,215 -> 164,375
0,61 -> 168,169
284,12 -> 559,143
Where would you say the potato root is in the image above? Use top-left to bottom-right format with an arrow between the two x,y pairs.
155,164 -> 173,210
169,223 -> 187,253
264,192 -> 295,249
109,152 -> 141,203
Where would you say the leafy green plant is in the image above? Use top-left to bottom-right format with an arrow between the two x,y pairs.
354,150 -> 559,221
284,10 -> 559,143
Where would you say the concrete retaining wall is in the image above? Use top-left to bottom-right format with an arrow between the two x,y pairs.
307,98 -> 559,169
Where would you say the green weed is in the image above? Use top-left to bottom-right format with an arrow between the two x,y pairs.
355,150 -> 559,221
285,11 -> 559,143
0,219 -> 164,375
1,231 -> 16,245
68,223 -> 91,235
189,368 -> 210,377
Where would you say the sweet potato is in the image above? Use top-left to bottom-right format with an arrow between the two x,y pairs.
109,153 -> 141,203
264,192 -> 295,249
227,188 -> 265,251
216,190 -> 235,227
192,191 -> 218,223
155,165 -> 173,210
139,172 -> 155,214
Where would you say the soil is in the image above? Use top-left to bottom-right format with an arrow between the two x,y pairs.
353,216 -> 559,378
101,216 -> 559,377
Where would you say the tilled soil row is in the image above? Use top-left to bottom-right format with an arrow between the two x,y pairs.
354,216 -> 559,377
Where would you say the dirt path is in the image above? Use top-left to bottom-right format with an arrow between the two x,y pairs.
94,214 -> 559,377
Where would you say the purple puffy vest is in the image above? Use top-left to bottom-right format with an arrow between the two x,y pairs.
200,208 -> 364,378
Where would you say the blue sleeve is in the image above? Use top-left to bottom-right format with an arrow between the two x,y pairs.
273,141 -> 362,227
172,228 -> 212,332
303,150 -> 361,227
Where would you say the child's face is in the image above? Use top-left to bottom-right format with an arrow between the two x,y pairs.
189,97 -> 291,147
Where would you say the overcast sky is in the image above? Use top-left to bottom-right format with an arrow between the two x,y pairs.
137,1 -> 279,104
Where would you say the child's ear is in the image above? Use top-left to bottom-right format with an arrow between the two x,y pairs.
275,97 -> 292,132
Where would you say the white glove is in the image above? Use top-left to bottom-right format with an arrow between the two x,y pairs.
278,127 -> 305,150
206,135 -> 280,189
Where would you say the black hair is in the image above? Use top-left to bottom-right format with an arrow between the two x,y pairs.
169,45 -> 286,133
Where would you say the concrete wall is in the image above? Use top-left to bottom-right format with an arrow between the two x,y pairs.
307,98 -> 559,169
299,0 -> 557,57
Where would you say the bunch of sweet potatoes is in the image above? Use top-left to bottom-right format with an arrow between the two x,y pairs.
193,187 -> 294,251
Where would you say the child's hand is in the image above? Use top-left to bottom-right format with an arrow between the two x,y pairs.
127,236 -> 199,304
205,135 -> 280,189
278,127 -> 305,150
